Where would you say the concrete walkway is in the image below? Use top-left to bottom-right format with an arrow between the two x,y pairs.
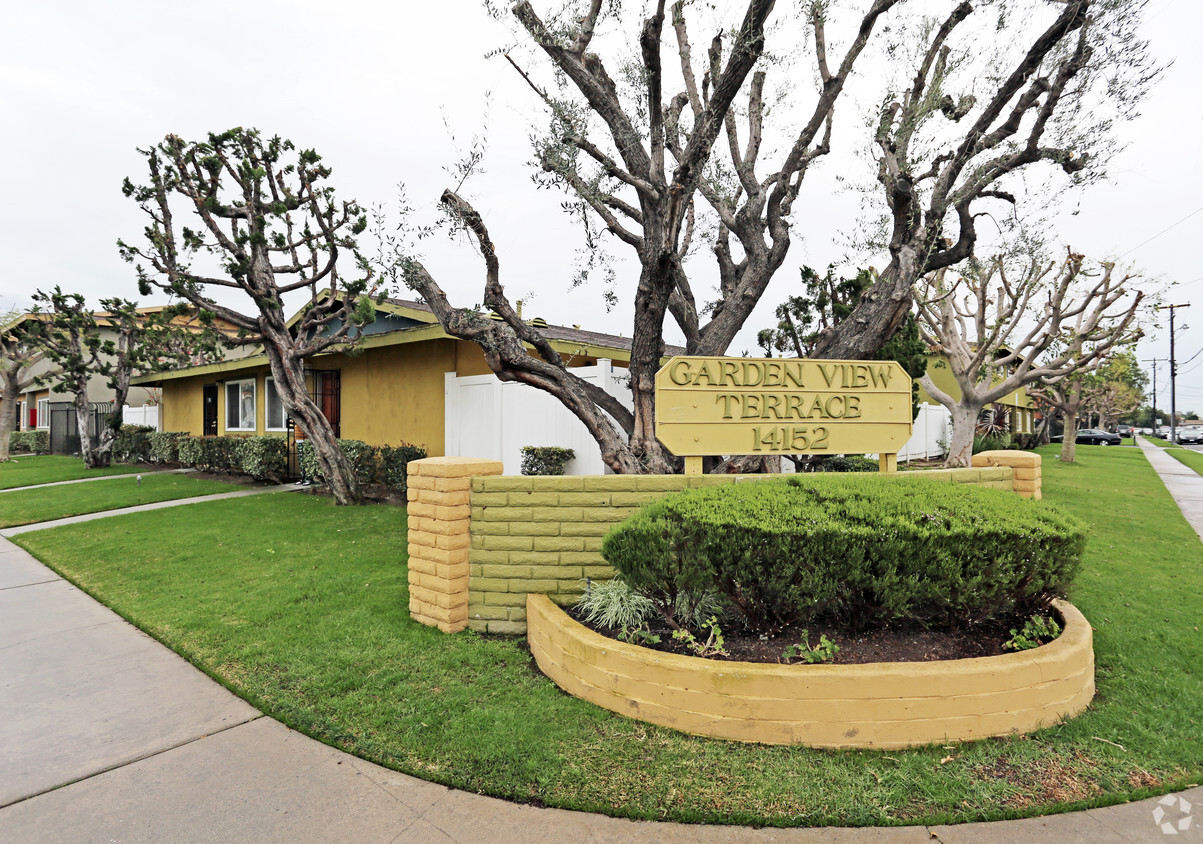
0,467 -> 196,495
0,462 -> 1199,841
0,484 -> 300,538
1135,436 -> 1203,541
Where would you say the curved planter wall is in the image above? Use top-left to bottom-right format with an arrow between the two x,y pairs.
527,594 -> 1094,749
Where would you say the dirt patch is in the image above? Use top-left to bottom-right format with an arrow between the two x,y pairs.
286,481 -> 407,506
568,606 -> 1059,665
974,752 -> 1104,809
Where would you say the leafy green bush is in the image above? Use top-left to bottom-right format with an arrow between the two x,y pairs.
299,438 -> 427,493
808,454 -> 879,473
112,425 -> 155,463
234,436 -> 288,481
602,476 -> 1086,634
974,433 -> 1016,453
8,430 -> 49,454
148,431 -> 188,463
1004,614 -> 1063,651
521,446 -> 575,476
376,443 -> 427,489
177,436 -> 240,472
176,436 -> 203,467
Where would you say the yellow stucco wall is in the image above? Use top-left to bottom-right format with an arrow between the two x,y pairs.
330,339 -> 457,453
921,356 -> 1031,410
155,338 -> 502,455
161,377 -> 208,435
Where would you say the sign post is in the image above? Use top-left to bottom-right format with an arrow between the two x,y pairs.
654,357 -> 913,472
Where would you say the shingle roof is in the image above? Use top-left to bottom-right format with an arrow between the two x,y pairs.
379,296 -> 685,356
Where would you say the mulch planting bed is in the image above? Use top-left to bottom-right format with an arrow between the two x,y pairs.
568,606 -> 1052,664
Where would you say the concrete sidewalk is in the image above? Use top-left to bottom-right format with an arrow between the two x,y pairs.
1135,436 -> 1203,541
0,462 -> 1199,842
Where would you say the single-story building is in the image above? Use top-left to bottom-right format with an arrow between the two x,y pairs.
132,298 -> 638,466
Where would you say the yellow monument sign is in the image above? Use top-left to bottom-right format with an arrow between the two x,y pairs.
655,357 -> 912,469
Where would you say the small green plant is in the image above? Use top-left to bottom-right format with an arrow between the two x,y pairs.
781,630 -> 840,664
617,625 -> 661,646
1004,614 -> 1063,651
575,576 -> 656,629
520,446 -> 575,476
671,616 -> 728,657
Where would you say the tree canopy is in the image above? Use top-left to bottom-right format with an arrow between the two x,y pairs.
390,0 -> 1155,474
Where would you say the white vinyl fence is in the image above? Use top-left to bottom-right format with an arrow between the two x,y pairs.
444,360 -> 633,475
897,403 -> 951,461
445,365 -> 950,473
122,405 -> 161,431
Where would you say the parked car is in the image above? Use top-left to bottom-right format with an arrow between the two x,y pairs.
1051,429 -> 1123,446
1116,424 -> 1134,437
1175,427 -> 1203,445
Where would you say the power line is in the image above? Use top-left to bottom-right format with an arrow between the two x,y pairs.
1120,205 -> 1203,259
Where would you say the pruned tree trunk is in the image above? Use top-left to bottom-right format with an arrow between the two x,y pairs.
1059,412 -> 1081,463
261,326 -> 361,505
0,387 -> 17,462
945,401 -> 982,468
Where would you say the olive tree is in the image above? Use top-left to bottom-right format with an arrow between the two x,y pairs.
119,128 -> 379,504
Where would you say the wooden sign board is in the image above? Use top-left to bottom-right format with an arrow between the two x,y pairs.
654,357 -> 913,459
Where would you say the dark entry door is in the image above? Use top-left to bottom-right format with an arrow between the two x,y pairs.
203,384 -> 218,436
313,371 -> 341,438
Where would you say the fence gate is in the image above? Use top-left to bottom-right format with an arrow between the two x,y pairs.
48,401 -> 115,455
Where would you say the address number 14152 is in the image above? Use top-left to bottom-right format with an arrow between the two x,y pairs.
751,426 -> 829,452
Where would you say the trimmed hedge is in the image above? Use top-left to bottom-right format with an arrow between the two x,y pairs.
112,425 -> 156,463
148,431 -> 188,463
235,436 -> 288,481
8,430 -> 49,454
602,475 -> 1086,634
299,438 -> 426,492
177,436 -> 239,472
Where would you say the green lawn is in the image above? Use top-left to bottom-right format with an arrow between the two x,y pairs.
1166,447 -> 1203,475
1145,436 -> 1176,448
0,474 -> 249,528
0,455 -> 145,489
13,447 -> 1202,827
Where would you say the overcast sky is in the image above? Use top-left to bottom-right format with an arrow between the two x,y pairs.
2,0 -> 1200,415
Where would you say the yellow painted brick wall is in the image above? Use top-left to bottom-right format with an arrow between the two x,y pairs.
408,457 -> 503,632
465,464 -> 1018,634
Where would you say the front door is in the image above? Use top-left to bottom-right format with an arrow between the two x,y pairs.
313,371 -> 341,438
203,384 -> 218,436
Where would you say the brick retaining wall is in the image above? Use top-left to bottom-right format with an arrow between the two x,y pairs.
461,460 -> 1024,634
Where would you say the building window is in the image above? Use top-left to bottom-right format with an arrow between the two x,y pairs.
225,379 -> 256,432
264,378 -> 287,431
36,399 -> 49,429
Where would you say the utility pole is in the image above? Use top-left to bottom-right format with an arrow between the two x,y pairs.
1144,358 -> 1166,436
1157,304 -> 1191,445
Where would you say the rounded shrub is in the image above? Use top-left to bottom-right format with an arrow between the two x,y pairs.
601,476 -> 1086,634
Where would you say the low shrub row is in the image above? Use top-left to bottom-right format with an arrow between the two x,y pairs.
8,430 -> 49,454
173,435 -> 286,479
111,425 -> 156,463
298,439 -> 426,493
602,476 -> 1086,635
